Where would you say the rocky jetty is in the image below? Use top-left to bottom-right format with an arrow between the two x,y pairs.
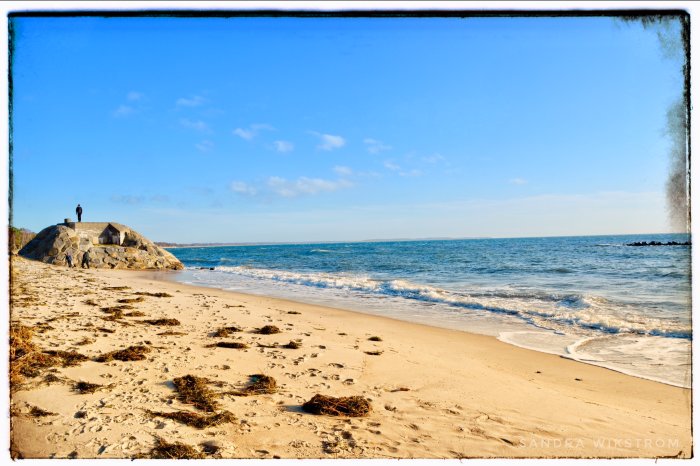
626,241 -> 691,247
19,221 -> 184,270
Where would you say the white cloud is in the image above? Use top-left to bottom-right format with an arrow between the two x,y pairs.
509,178 -> 528,185
267,176 -> 352,198
196,140 -> 214,152
230,181 -> 258,196
384,161 -> 401,171
234,123 -> 274,140
233,128 -> 254,140
273,140 -> 294,153
364,138 -> 391,154
384,160 -> 421,177
127,91 -> 144,101
176,95 -> 206,107
110,194 -> 143,204
399,169 -> 422,177
311,132 -> 346,151
180,118 -> 211,133
422,153 -> 445,164
113,104 -> 134,117
333,165 -> 353,176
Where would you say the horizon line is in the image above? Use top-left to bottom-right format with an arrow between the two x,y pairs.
158,231 -> 689,248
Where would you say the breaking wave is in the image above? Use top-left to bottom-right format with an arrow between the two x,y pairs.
204,265 -> 691,339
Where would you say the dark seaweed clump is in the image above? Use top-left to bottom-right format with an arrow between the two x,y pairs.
95,345 -> 151,362
302,394 -> 372,417
146,410 -> 236,429
172,375 -> 219,412
212,326 -> 243,337
256,325 -> 281,335
147,438 -> 205,459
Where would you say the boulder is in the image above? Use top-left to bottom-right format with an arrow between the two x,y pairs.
19,223 -> 183,270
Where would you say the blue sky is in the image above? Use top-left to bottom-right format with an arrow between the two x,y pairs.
10,15 -> 685,243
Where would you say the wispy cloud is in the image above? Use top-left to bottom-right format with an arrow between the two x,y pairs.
267,176 -> 352,198
113,105 -> 134,117
384,161 -> 401,171
110,194 -> 169,205
196,140 -> 214,152
113,91 -> 145,117
509,178 -> 528,185
399,169 -> 422,177
176,95 -> 206,107
233,123 -> 274,140
127,91 -> 144,101
422,153 -> 445,164
233,128 -> 254,140
273,140 -> 294,153
180,118 -> 212,133
384,160 -> 421,177
333,165 -> 353,176
311,132 -> 346,151
230,181 -> 258,196
364,138 -> 391,154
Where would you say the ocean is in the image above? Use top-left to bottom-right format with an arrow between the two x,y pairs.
166,234 -> 691,387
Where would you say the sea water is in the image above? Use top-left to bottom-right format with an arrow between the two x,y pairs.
167,234 -> 691,387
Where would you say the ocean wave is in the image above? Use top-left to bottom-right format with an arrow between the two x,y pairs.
198,265 -> 691,339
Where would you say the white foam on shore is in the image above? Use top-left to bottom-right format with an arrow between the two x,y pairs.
498,331 -> 690,388
176,266 -> 691,389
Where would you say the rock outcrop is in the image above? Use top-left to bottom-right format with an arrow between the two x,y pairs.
19,222 -> 183,270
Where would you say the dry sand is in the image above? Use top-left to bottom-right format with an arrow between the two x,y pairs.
9,256 -> 692,459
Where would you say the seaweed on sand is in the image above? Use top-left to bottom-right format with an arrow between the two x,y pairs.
29,406 -> 56,417
10,325 -> 61,385
117,296 -> 145,304
101,304 -> 134,312
45,312 -> 80,323
100,309 -> 124,319
364,350 -> 383,356
245,374 -> 277,394
103,286 -> 130,291
255,325 -> 281,335
226,374 -> 278,396
73,381 -> 105,394
124,311 -> 146,317
146,410 -> 236,429
147,438 -> 205,459
43,350 -> 89,367
212,326 -> 242,337
172,375 -> 219,412
135,292 -> 173,298
95,345 -> 151,362
96,327 -> 116,334
368,336 -> 383,342
157,330 -> 187,336
302,394 -> 372,417
206,342 -> 249,349
143,318 -> 180,326
282,340 -> 301,349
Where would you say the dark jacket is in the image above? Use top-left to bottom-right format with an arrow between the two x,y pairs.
76,206 -> 83,215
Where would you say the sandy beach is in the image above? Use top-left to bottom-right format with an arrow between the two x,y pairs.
9,255 -> 692,459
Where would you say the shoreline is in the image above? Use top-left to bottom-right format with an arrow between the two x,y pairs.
158,268 -> 691,389
10,257 -> 692,458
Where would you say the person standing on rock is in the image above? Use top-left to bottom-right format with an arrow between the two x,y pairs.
76,204 -> 83,222
81,249 -> 90,269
